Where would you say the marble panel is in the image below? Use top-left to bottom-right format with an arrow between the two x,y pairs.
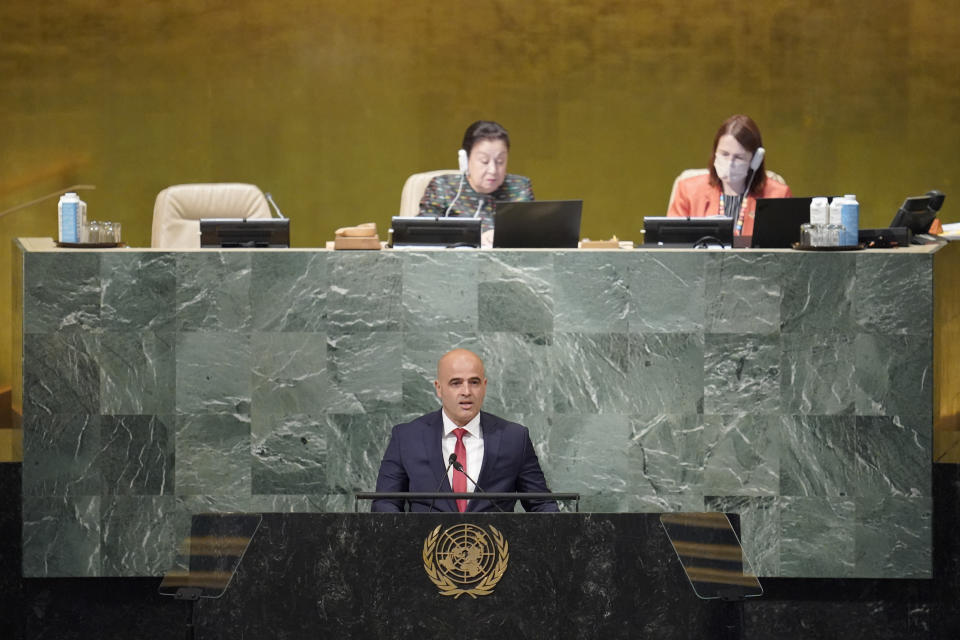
175,332 -> 252,416
251,251 -> 328,332
551,333 -> 630,414
23,252 -> 101,333
780,496 -> 856,578
543,414 -> 633,499
175,252 -> 253,332
23,332 -> 100,415
553,252 -> 630,333
327,331 -> 403,412
475,332 -> 553,417
400,251 -> 479,332
251,332 -> 355,421
99,415 -> 174,495
703,333 -> 782,414
779,415 -> 857,497
629,252 -> 712,332
627,413 -> 706,497
626,332 -> 704,415
705,252 -> 781,334
854,495 -> 932,578
705,495 -> 781,577
854,334 -> 932,416
855,253 -> 933,335
174,414 -> 251,497
251,412 -> 329,495
702,413 -> 780,496
854,415 -> 931,498
326,411 -> 407,498
326,252 -> 403,332
22,413 -> 102,497
779,252 -> 856,334
401,332 -> 481,414
100,495 -> 178,577
477,251 -> 553,333
101,252 -> 176,332
22,496 -> 101,577
98,331 -> 175,415
780,332 -> 857,415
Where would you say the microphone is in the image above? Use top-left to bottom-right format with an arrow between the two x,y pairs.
0,184 -> 96,220
451,457 -> 506,513
427,453 -> 460,512
264,192 -> 286,219
742,146 -> 765,197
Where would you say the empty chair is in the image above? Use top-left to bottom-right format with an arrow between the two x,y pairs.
151,183 -> 271,248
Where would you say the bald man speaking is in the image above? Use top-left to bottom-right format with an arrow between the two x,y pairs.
372,349 -> 558,512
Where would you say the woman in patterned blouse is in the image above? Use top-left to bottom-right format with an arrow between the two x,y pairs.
419,120 -> 534,246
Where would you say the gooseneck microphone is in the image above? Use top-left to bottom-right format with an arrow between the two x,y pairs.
427,453 -> 460,512
451,457 -> 506,513
264,192 -> 286,219
742,147 -> 766,198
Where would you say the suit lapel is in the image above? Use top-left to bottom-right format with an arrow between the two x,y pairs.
469,412 -> 501,512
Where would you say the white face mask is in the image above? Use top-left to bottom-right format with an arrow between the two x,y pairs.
714,157 -> 749,186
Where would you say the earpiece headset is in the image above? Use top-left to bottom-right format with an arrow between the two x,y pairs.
458,149 -> 468,174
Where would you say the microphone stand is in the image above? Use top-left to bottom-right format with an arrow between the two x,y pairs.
452,460 -> 506,513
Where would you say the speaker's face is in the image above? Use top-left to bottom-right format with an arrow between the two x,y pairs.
466,139 -> 508,194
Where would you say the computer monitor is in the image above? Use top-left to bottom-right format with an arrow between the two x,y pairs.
642,216 -> 733,248
890,196 -> 936,235
390,216 -> 481,248
493,200 -> 582,248
750,197 -> 819,248
200,218 -> 290,248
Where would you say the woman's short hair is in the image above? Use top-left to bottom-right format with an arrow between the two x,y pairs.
461,121 -> 511,155
708,114 -> 767,196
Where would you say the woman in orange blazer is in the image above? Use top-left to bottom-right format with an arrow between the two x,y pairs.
667,114 -> 791,238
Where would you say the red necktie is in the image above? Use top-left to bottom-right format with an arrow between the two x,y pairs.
453,428 -> 468,512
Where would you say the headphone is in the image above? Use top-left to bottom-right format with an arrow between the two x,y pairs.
458,149 -> 468,173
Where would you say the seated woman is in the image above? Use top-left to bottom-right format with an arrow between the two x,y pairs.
419,120 -> 534,246
667,114 -> 791,238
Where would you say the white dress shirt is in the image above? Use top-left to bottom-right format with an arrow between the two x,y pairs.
440,410 -> 484,493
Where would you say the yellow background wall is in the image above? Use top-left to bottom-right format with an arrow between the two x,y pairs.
2,0 -> 959,395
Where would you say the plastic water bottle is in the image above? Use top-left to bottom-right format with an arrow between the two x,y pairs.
840,194 -> 859,246
810,197 -> 829,225
828,196 -> 844,227
58,192 -> 81,243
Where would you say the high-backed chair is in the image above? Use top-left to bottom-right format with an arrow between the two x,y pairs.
397,170 -> 460,217
666,169 -> 788,212
151,183 -> 271,248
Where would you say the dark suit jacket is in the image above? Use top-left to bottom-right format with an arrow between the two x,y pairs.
371,410 -> 558,512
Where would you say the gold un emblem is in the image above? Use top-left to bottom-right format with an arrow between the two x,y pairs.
423,523 -> 509,598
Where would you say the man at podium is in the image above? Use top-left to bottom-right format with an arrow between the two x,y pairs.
372,349 -> 558,513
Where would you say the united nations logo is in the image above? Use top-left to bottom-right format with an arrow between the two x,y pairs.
422,524 -> 509,598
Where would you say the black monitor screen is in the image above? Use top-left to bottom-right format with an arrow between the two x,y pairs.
390,216 -> 481,248
200,218 -> 290,248
643,216 -> 733,248
890,196 -> 935,235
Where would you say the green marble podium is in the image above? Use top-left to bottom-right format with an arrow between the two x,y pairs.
14,238 -> 949,579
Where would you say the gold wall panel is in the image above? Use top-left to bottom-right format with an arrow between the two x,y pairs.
2,0 -> 959,388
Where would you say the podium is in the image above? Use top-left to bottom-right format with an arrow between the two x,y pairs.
188,513 -> 741,639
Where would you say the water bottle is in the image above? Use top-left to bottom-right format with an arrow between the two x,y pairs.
840,194 -> 859,246
58,192 -> 81,243
828,196 -> 844,226
810,197 -> 829,225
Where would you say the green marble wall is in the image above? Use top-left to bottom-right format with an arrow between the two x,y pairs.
18,243 -> 939,578
2,0 -> 960,398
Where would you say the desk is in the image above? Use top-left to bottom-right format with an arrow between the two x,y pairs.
14,238 -> 955,578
